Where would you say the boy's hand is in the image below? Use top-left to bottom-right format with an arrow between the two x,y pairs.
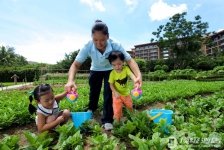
114,92 -> 120,99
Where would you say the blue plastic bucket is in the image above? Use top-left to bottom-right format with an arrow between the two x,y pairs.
149,109 -> 173,125
71,112 -> 92,129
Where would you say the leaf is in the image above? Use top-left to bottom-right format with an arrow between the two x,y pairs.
208,132 -> 222,148
53,133 -> 68,149
210,109 -> 220,117
129,134 -> 149,149
41,138 -> 54,148
23,130 -> 37,145
0,134 -> 21,149
36,131 -> 49,142
37,145 -> 44,150
214,118 -> 223,129
0,144 -> 11,150
75,145 -> 84,150
88,133 -> 108,147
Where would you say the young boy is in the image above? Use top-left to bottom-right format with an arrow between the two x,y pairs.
108,50 -> 139,124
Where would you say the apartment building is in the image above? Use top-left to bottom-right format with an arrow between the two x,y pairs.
132,29 -> 224,60
133,42 -> 169,61
127,48 -> 135,58
201,30 -> 224,55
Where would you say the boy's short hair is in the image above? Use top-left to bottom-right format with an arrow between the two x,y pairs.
108,50 -> 125,64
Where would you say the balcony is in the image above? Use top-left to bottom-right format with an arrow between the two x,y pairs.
150,50 -> 158,53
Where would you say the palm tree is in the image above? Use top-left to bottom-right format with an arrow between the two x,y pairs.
15,55 -> 28,66
0,45 -> 16,66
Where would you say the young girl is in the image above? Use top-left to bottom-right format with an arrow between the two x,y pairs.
108,51 -> 139,124
29,84 -> 70,132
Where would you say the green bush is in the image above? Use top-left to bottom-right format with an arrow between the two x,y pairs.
212,66 -> 224,74
169,69 -> 196,80
148,70 -> 168,81
161,65 -> 169,72
0,68 -> 41,82
134,58 -> 147,72
197,61 -> 213,70
154,65 -> 162,71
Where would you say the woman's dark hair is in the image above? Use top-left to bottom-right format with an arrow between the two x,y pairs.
108,50 -> 125,64
28,84 -> 53,114
92,20 -> 109,36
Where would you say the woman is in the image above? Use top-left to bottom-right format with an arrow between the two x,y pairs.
64,20 -> 142,131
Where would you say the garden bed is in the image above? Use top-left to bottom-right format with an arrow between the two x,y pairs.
0,80 -> 224,149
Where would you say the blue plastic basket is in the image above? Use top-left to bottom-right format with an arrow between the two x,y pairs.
149,109 -> 173,125
71,112 -> 92,129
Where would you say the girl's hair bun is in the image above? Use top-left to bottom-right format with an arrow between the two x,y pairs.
95,19 -> 102,23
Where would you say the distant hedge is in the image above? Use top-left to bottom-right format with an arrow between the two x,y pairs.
0,68 -> 41,82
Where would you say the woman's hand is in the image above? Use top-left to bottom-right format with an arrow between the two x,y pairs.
135,76 -> 142,88
64,81 -> 77,92
134,82 -> 140,89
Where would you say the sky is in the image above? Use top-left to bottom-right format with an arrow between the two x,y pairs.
0,0 -> 224,64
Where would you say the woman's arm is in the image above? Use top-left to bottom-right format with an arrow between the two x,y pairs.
129,73 -> 139,88
126,58 -> 142,88
64,61 -> 82,92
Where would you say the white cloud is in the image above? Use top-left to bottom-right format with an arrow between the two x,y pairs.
14,33 -> 91,64
0,43 -> 6,47
148,0 -> 187,21
217,29 -> 224,32
124,0 -> 138,13
80,0 -> 105,11
194,4 -> 201,10
94,1 -> 105,11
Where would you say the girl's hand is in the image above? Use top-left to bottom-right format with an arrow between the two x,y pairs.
57,116 -> 64,123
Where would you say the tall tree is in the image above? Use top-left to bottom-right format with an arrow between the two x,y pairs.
0,45 -> 16,66
15,55 -> 28,66
53,50 -> 91,71
151,12 -> 212,69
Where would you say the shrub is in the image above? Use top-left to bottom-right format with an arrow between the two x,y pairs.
154,65 -> 162,71
161,65 -> 169,72
148,70 -> 167,81
0,68 -> 40,82
169,69 -> 196,80
197,61 -> 212,71
212,66 -> 224,74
